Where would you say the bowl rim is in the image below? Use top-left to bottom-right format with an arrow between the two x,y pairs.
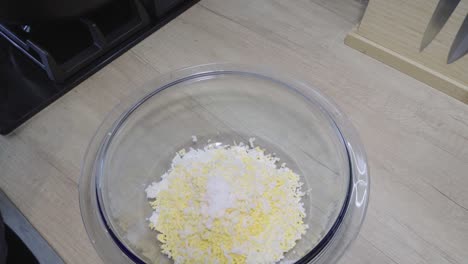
79,63 -> 370,264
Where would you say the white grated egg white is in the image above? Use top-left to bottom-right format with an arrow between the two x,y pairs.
145,141 -> 308,264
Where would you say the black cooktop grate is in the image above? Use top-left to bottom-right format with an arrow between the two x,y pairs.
0,0 -> 199,135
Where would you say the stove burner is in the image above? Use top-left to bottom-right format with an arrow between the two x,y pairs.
0,0 -> 199,134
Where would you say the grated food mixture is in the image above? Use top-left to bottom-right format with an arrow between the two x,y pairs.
145,141 -> 307,264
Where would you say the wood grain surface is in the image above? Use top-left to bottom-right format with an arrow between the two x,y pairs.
1,0 -> 467,263
345,30 -> 468,104
359,0 -> 468,83
347,0 -> 468,103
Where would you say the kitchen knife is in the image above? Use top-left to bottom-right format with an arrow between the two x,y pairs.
447,14 -> 468,63
420,0 -> 460,51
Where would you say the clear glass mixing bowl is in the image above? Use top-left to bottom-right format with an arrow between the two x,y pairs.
80,64 -> 369,264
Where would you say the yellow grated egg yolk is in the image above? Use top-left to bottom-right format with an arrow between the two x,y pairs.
145,141 -> 307,264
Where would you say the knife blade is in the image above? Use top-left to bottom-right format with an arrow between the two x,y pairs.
447,14 -> 468,63
420,0 -> 461,51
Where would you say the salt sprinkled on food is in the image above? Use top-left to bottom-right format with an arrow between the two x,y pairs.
145,139 -> 307,264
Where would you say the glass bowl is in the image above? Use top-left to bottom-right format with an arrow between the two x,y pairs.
79,64 -> 369,264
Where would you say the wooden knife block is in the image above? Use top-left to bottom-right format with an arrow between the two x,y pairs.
345,0 -> 468,104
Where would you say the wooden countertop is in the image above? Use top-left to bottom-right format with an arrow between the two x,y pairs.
1,0 -> 467,263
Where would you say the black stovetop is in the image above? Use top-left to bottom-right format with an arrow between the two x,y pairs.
0,0 -> 198,135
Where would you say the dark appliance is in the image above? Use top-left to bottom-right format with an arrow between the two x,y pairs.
0,0 -> 199,134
